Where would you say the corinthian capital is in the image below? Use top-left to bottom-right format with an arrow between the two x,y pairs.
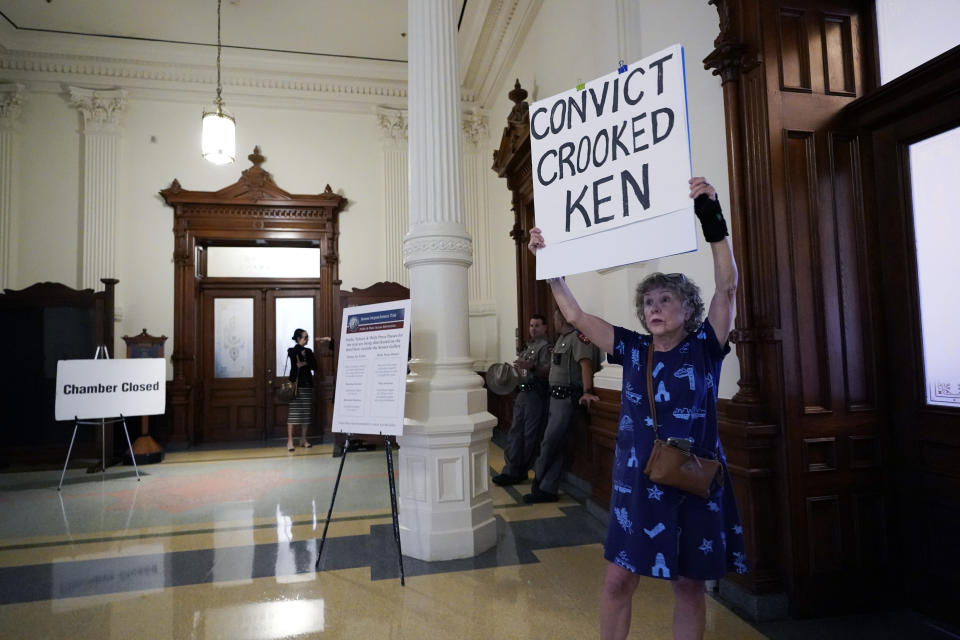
0,84 -> 25,130
376,106 -> 408,148
69,87 -> 128,133
462,110 -> 489,149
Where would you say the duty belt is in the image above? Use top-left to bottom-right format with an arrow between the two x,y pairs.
519,382 -> 546,393
550,385 -> 575,400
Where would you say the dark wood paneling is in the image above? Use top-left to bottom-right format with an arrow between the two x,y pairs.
821,14 -> 856,95
0,280 -> 118,465
705,0 -> 889,618
806,495 -> 842,572
848,434 -> 880,469
784,130 -> 831,414
852,492 -> 887,567
802,437 -> 837,472
828,133 -> 876,411
778,9 -> 811,91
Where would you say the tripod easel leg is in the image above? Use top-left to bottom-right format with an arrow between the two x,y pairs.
385,436 -> 405,586
120,415 -> 141,481
58,418 -> 80,491
316,437 -> 349,570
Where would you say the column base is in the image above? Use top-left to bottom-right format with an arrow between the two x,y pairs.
398,386 -> 497,561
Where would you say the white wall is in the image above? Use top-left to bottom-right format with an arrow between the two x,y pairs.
5,0 -> 741,397
483,0 -> 742,399
10,90 -> 388,375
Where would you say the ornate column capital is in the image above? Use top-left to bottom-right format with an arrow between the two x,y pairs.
0,83 -> 25,131
376,106 -> 408,149
462,109 -> 489,150
68,86 -> 128,134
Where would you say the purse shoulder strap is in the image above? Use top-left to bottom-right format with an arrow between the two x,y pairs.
645,341 -> 659,440
646,339 -> 720,457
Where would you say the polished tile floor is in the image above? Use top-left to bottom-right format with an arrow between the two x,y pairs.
0,440 -> 953,639
0,439 -> 769,639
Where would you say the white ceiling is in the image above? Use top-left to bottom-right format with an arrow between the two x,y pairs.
0,0 -> 540,110
0,0 -> 417,62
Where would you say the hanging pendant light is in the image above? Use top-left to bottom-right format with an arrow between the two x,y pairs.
201,0 -> 235,164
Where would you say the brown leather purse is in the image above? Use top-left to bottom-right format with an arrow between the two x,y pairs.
642,342 -> 721,499
275,353 -> 300,403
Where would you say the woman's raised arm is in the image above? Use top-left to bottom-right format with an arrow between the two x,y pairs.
528,228 -> 615,354
689,177 -> 738,345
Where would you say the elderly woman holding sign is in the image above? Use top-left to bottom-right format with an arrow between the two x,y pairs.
529,177 -> 746,640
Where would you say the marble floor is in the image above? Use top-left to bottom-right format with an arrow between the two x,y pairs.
0,440 -> 953,639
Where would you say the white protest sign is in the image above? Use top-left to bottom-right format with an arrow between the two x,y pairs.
55,358 -> 166,421
530,43 -> 697,278
332,300 -> 411,437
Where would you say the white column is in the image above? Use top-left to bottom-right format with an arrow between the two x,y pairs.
0,84 -> 24,291
69,87 -> 127,291
462,109 -> 498,371
399,0 -> 497,561
377,106 -> 410,287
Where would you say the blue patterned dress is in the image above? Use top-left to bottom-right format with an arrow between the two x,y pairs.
603,320 -> 748,580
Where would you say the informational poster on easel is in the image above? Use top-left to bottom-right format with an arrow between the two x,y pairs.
332,299 -> 411,437
530,43 -> 698,278
319,299 -> 411,585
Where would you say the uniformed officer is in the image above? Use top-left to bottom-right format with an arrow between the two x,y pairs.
523,307 -> 601,503
492,314 -> 552,486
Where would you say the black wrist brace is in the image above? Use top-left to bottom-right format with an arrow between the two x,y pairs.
694,194 -> 728,243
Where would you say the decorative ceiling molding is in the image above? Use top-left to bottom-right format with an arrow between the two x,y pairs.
0,49 -> 409,112
0,1 -> 541,114
462,0 -> 543,109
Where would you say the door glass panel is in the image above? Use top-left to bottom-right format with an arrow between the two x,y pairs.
876,0 -> 960,84
908,126 -> 960,407
207,247 -> 322,278
275,298 -> 314,375
214,298 -> 254,378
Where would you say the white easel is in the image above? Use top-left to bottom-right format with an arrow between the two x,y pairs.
57,345 -> 141,490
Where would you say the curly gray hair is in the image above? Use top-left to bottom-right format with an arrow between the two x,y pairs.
634,272 -> 705,334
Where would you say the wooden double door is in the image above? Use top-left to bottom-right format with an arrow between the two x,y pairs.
200,282 -> 324,442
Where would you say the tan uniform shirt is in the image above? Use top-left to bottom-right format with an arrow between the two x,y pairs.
548,330 -> 594,387
517,337 -> 551,386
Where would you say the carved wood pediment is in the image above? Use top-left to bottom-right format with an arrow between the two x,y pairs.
160,147 -> 346,210
2,281 -> 96,301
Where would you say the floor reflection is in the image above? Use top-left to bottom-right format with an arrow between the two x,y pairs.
203,599 -> 325,639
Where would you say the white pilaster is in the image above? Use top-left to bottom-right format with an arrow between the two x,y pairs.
69,86 -> 126,291
616,0 -> 644,63
0,83 -> 24,291
399,0 -> 497,562
377,106 -> 410,287
462,109 -> 498,371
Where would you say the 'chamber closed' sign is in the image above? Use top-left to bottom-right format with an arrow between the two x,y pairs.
55,358 -> 166,421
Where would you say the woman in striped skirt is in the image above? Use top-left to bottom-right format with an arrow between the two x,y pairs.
286,328 -> 318,452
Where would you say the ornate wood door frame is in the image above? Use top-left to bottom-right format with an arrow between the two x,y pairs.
491,81 -> 556,348
704,0 -> 888,618
160,147 -> 346,445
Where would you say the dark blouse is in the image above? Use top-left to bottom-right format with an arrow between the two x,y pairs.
287,344 -> 317,387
